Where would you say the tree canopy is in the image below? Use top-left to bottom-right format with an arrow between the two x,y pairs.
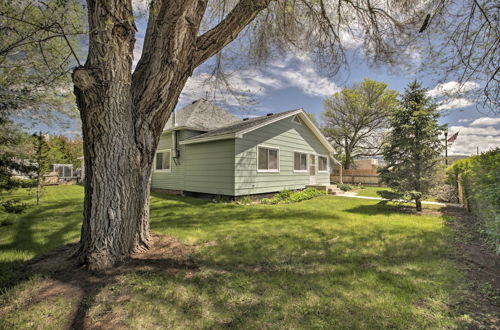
0,0 -> 85,123
379,81 -> 446,211
322,78 -> 398,169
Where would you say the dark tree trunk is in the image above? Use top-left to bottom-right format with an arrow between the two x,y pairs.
415,199 -> 422,212
72,0 -> 270,270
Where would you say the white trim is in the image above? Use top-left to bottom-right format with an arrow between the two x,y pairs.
153,148 -> 172,173
256,145 -> 280,173
176,109 -> 335,154
317,154 -> 329,173
162,126 -> 206,134
239,110 -> 302,136
293,150 -> 309,173
179,133 -> 239,145
292,115 -> 303,124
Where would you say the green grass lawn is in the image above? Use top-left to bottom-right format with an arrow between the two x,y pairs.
354,186 -> 390,197
0,185 -> 468,328
355,186 -> 439,202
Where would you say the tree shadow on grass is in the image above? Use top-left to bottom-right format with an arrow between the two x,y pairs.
1,224 -> 455,329
0,193 -> 465,328
344,202 -> 426,217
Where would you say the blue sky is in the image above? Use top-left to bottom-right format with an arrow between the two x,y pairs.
46,7 -> 500,156
174,45 -> 499,156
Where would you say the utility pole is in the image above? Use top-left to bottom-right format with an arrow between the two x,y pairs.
444,131 -> 448,166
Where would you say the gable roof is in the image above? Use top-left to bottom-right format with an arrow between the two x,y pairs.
182,109 -> 300,141
180,108 -> 335,153
164,99 -> 240,131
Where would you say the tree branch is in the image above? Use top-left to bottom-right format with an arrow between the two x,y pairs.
193,0 -> 272,68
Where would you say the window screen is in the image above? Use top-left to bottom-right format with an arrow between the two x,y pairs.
294,152 -> 308,171
155,150 -> 171,170
258,147 -> 279,171
318,156 -> 328,171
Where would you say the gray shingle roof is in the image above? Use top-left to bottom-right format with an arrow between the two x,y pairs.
184,109 -> 301,141
164,99 -> 240,131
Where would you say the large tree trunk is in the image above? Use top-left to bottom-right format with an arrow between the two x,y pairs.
72,0 -> 156,270
72,0 -> 270,270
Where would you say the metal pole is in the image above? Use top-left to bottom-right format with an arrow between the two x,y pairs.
444,132 -> 448,166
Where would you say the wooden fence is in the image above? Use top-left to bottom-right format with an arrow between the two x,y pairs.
331,168 -> 382,186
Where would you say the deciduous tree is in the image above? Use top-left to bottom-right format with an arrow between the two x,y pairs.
321,79 -> 398,169
66,0 -> 439,270
8,0 -> 491,269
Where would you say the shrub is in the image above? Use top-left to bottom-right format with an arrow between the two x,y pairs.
338,184 -> 353,192
288,188 -> 327,203
260,198 -> 273,205
10,178 -> 36,188
260,188 -> 326,205
447,149 -> 500,253
1,199 -> 28,213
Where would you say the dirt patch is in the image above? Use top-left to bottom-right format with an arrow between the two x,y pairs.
443,206 -> 500,329
0,233 -> 198,330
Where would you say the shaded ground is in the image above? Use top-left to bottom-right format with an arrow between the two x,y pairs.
443,206 -> 500,329
1,234 -> 197,329
0,186 -> 499,329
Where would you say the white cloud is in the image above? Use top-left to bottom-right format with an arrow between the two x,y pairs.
458,118 -> 473,123
470,117 -> 500,127
437,98 -> 474,110
179,54 -> 340,105
429,81 -> 480,111
269,55 -> 340,97
447,125 -> 500,155
428,81 -> 480,98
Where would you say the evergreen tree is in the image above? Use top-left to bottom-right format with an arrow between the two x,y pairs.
379,81 -> 446,211
32,132 -> 50,205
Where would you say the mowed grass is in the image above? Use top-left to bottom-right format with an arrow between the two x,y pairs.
356,186 -> 438,202
0,185 -> 467,329
355,186 -> 390,197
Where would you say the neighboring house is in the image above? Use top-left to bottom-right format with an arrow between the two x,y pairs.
152,99 -> 335,196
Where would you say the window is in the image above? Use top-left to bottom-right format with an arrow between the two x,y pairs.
318,155 -> 328,172
155,149 -> 171,172
292,115 -> 303,124
53,164 -> 73,178
294,152 -> 308,172
257,146 -> 279,172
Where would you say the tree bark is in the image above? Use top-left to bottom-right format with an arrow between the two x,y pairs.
73,0 -> 271,270
415,199 -> 422,212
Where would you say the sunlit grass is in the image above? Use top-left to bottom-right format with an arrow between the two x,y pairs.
0,185 -> 466,328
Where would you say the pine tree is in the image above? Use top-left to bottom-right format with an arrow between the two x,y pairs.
379,81 -> 446,211
32,132 -> 50,205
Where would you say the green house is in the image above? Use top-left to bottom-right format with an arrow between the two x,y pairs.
152,99 -> 335,196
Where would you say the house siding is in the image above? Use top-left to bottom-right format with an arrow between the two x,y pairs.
151,131 -> 185,191
151,130 -> 235,196
152,114 -> 331,197
234,116 -> 330,196
183,139 -> 235,195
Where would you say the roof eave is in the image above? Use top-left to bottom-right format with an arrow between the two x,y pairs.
162,126 -> 208,134
295,111 -> 335,153
179,133 -> 240,145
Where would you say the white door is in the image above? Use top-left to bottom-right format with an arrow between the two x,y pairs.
309,154 -> 316,184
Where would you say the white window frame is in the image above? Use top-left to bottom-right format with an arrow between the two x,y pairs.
256,145 -> 280,173
154,148 -> 172,173
293,150 -> 309,173
292,115 -> 303,125
317,154 -> 329,173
